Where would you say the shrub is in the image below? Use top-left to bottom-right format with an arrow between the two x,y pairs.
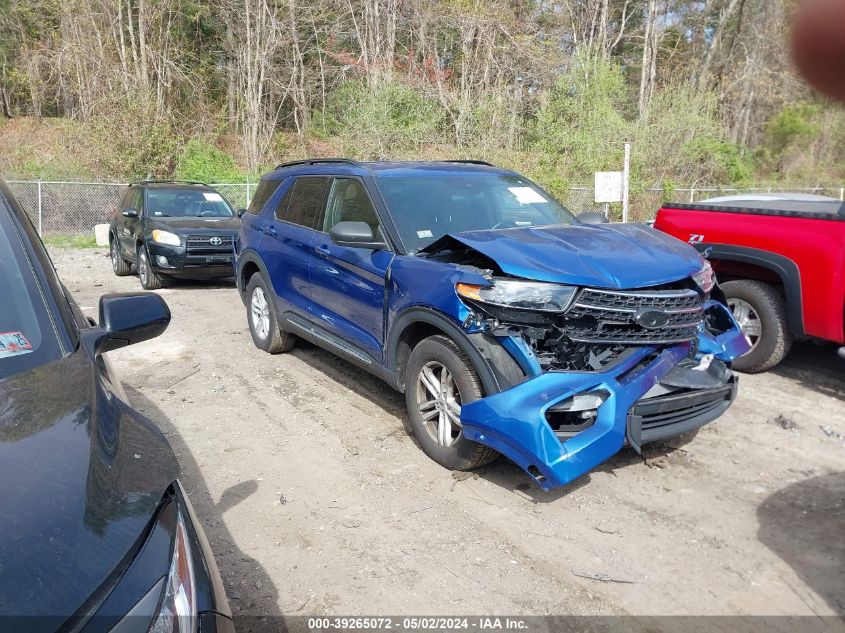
174,139 -> 245,183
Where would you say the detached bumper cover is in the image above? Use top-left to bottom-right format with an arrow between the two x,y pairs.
460,301 -> 750,490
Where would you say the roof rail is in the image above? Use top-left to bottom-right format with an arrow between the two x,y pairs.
443,159 -> 494,166
130,179 -> 209,186
276,158 -> 360,169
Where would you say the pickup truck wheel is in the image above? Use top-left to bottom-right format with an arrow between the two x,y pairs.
405,335 -> 498,470
246,274 -> 295,354
137,247 -> 165,290
110,238 -> 132,276
722,279 -> 793,373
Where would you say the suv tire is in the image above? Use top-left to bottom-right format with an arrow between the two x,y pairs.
246,273 -> 295,354
722,279 -> 792,373
110,237 -> 132,276
137,246 -> 165,290
405,335 -> 498,470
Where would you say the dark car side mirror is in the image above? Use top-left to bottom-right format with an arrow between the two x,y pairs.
122,208 -> 138,218
81,293 -> 171,356
329,221 -> 387,250
237,208 -> 248,218
576,211 -> 609,224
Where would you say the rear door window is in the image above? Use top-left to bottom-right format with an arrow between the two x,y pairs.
283,177 -> 329,229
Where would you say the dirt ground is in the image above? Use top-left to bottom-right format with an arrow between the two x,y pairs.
51,246 -> 845,622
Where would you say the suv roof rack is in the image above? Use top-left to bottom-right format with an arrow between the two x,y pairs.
130,179 -> 209,186
443,159 -> 494,166
276,158 -> 360,169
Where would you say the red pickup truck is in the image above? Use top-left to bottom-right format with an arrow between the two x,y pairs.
655,195 -> 845,372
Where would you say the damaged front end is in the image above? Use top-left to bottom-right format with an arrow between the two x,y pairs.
448,267 -> 750,490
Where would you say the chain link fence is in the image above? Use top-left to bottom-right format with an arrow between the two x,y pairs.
6,180 -> 845,236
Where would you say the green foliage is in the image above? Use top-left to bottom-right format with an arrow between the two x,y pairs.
43,233 -> 97,249
764,103 -> 821,154
84,103 -> 178,179
174,139 -> 245,183
320,80 -> 446,158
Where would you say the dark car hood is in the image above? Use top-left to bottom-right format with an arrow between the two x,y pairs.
422,222 -> 704,288
0,350 -> 179,619
146,216 -> 240,232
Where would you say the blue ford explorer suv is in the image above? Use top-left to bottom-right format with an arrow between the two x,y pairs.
235,159 -> 750,490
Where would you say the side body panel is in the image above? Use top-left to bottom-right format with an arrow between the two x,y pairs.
655,206 -> 845,344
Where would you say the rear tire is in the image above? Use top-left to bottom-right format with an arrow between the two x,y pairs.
110,238 -> 132,276
404,335 -> 498,470
246,273 -> 295,354
137,246 -> 165,290
722,279 -> 792,373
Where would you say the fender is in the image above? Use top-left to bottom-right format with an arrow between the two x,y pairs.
235,249 -> 269,298
697,243 -> 805,336
387,307 -> 503,396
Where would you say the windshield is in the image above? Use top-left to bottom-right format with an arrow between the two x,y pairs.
375,172 -> 575,252
145,188 -> 234,218
0,200 -> 64,379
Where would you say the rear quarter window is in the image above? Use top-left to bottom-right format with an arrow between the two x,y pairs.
248,180 -> 282,215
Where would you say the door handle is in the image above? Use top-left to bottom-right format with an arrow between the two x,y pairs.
314,244 -> 331,258
262,225 -> 277,237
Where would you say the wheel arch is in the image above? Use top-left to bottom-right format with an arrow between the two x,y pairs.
236,251 -> 268,300
387,308 -> 502,396
699,243 -> 804,336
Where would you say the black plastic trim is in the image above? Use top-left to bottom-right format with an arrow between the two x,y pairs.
664,202 -> 845,220
696,243 -> 805,336
386,308 -> 502,395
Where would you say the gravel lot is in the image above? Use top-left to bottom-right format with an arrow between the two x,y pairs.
52,246 -> 845,623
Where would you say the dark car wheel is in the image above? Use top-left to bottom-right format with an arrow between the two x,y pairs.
246,273 -> 295,354
722,279 -> 792,373
110,237 -> 132,276
138,246 -> 165,290
404,335 -> 498,470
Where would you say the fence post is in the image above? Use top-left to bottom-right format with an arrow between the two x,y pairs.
689,188 -> 694,203
37,180 -> 43,236
245,180 -> 251,208
840,187 -> 843,201
622,142 -> 630,223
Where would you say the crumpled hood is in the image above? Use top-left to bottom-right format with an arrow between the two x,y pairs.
0,350 -> 179,619
424,222 -> 704,288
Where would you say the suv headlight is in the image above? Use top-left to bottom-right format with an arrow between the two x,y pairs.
151,230 -> 181,246
692,260 -> 715,293
456,279 -> 578,312
149,510 -> 196,633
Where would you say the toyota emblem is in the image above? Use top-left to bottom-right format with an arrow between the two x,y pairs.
209,236 -> 223,246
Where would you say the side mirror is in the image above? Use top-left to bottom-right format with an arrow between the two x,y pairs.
576,211 -> 609,224
122,208 -> 138,218
237,208 -> 248,218
329,221 -> 387,250
81,293 -> 171,356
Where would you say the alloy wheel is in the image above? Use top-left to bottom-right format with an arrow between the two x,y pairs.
251,286 -> 270,340
728,297 -> 762,349
110,241 -> 119,272
139,250 -> 149,286
415,361 -> 462,447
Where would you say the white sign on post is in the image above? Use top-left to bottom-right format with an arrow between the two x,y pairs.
594,171 -> 624,203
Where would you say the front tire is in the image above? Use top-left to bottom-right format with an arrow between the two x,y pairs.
722,279 -> 792,373
404,335 -> 498,470
245,274 -> 295,354
110,238 -> 132,276
137,246 -> 165,290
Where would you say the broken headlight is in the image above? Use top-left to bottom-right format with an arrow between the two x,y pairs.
692,260 -> 715,294
456,280 -> 578,313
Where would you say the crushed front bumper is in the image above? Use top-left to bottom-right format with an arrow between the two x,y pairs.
460,301 -> 750,490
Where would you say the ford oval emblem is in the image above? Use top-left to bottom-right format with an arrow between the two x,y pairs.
209,236 -> 223,246
634,308 -> 670,329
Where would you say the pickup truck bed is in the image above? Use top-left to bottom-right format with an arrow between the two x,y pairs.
655,199 -> 845,372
